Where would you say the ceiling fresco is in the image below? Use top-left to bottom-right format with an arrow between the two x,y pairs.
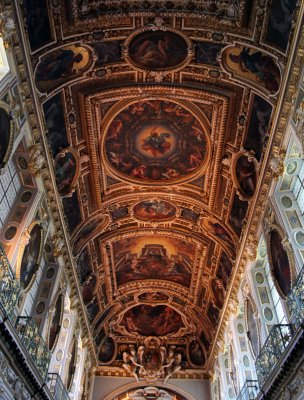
19,0 -> 301,382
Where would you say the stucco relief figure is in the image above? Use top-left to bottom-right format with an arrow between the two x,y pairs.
129,31 -> 188,70
122,341 -> 182,384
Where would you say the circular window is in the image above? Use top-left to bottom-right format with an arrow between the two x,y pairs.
46,267 -> 55,279
56,349 -> 63,361
243,355 -> 250,367
259,247 -> 267,258
4,226 -> 17,240
295,230 -> 304,247
255,272 -> 264,284
286,160 -> 297,175
21,191 -> 32,203
281,196 -> 292,208
63,318 -> 70,329
17,156 -> 28,170
237,323 -> 244,334
36,301 -> 45,314
263,307 -> 274,321
224,358 -> 229,368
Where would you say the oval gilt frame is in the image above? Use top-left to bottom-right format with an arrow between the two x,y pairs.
16,221 -> 44,293
123,27 -> 194,73
0,101 -> 15,172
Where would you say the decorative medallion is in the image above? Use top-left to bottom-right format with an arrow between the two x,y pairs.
124,29 -> 192,72
133,200 -> 176,221
103,99 -> 210,185
17,223 -> 43,291
54,148 -> 80,197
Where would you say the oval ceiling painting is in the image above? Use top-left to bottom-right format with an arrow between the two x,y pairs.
133,200 -> 176,221
49,294 -> 63,350
235,154 -> 257,199
54,148 -> 79,196
98,336 -> 116,363
19,224 -> 43,290
104,100 -> 209,184
122,305 -> 184,337
269,229 -> 292,297
0,107 -> 11,169
128,30 -> 188,70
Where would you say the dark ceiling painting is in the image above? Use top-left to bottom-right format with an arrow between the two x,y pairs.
222,45 -> 281,94
36,45 -> 91,93
195,41 -> 224,66
43,93 -> 69,157
121,305 -> 184,337
103,99 -> 210,183
128,30 -> 189,70
54,148 -> 79,196
22,0 -> 52,51
22,0 -> 301,382
0,107 -> 11,169
244,95 -> 273,161
264,0 -> 297,51
268,229 -> 292,297
18,224 -> 43,291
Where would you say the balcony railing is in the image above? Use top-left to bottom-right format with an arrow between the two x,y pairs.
0,244 -> 20,319
236,380 -> 259,400
48,373 -> 69,400
15,316 -> 51,379
287,265 -> 304,328
255,324 -> 294,387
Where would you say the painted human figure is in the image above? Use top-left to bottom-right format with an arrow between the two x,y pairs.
229,48 -> 280,93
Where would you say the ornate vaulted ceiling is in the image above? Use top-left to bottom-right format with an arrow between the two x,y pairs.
19,0 -> 300,380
